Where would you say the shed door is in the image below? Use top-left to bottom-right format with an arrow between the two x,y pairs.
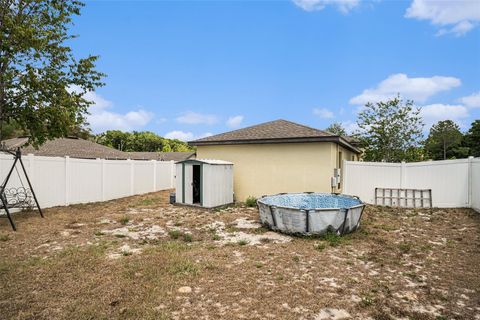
184,163 -> 193,204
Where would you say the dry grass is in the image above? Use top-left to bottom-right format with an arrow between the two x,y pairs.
0,190 -> 479,320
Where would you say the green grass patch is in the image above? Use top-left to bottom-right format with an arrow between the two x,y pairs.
168,229 -> 182,240
237,239 -> 249,246
0,234 -> 10,241
245,196 -> 257,207
182,233 -> 193,242
118,216 -> 129,225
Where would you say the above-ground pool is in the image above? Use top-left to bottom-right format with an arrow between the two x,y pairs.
257,193 -> 365,236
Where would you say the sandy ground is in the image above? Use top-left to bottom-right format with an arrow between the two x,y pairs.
0,190 -> 479,320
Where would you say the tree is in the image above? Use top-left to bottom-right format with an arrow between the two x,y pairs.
355,96 -> 424,162
464,120 -> 480,157
424,120 -> 466,160
95,130 -> 130,151
0,0 -> 104,146
325,122 -> 347,136
95,130 -> 194,152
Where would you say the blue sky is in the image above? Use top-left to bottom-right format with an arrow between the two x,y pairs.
71,0 -> 480,140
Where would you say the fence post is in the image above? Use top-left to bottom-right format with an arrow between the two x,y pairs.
100,158 -> 105,201
128,159 -> 134,196
342,159 -> 348,194
400,161 -> 406,189
65,156 -> 70,205
468,156 -> 473,208
152,160 -> 157,192
171,160 -> 175,188
27,153 -> 35,187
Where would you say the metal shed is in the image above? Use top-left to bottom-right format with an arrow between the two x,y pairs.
175,159 -> 233,208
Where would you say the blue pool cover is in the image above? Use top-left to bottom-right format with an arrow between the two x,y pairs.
259,193 -> 362,210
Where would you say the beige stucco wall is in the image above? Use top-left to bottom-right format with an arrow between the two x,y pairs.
196,142 -> 357,201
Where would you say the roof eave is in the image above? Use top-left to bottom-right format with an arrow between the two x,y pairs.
189,136 -> 361,154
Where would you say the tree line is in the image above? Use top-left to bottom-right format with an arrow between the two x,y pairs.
325,97 -> 480,162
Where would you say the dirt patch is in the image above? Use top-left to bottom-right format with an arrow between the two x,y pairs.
1,190 -> 479,319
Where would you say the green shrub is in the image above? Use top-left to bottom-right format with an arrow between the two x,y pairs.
237,239 -> 249,246
168,230 -> 182,240
118,216 -> 129,225
182,233 -> 193,242
245,196 -> 257,207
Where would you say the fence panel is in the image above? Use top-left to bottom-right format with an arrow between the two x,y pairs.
472,159 -> 480,212
133,161 -> 154,194
343,162 -> 401,204
0,153 -> 175,209
68,158 -> 103,205
343,158 -> 479,210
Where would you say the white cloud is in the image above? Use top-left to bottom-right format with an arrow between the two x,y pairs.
341,120 -> 359,135
421,103 -> 469,128
313,108 -> 334,119
164,131 -> 194,141
176,111 -> 218,125
459,91 -> 480,108
226,115 -> 244,128
89,110 -> 153,133
164,131 -> 213,142
405,0 -> 480,36
349,73 -> 461,105
293,0 -> 360,13
69,85 -> 153,133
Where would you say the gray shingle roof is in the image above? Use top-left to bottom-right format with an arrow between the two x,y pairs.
1,137 -> 128,159
190,119 -> 360,153
1,137 -> 197,161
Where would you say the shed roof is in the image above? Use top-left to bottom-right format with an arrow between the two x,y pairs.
189,119 -> 360,153
176,159 -> 233,165
127,151 -> 196,161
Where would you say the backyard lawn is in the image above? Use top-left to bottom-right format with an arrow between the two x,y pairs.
0,190 -> 479,320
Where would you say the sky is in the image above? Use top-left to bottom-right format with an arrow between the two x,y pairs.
71,0 -> 480,140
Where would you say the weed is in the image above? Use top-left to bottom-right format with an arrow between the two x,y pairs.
314,242 -> 327,251
122,251 -> 132,256
398,242 -> 412,254
0,234 -> 10,242
320,231 -> 344,247
254,262 -> 263,268
292,256 -> 300,263
169,260 -> 199,276
245,196 -> 257,207
174,221 -> 182,227
118,216 -> 129,225
253,227 -> 269,234
115,234 -> 126,238
182,233 -> 193,242
168,229 -> 182,239
140,199 -> 154,206
360,296 -> 374,307
212,234 -> 221,241
94,230 -> 105,236
237,239 -> 249,246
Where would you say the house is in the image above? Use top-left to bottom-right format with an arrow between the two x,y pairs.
1,137 -> 196,161
1,137 -> 128,159
189,119 -> 361,201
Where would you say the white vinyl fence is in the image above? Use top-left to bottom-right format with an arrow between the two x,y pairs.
343,157 -> 480,211
0,153 -> 175,209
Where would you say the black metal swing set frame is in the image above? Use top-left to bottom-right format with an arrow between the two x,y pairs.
0,147 -> 43,230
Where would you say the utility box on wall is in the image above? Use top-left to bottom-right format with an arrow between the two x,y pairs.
175,159 -> 233,208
